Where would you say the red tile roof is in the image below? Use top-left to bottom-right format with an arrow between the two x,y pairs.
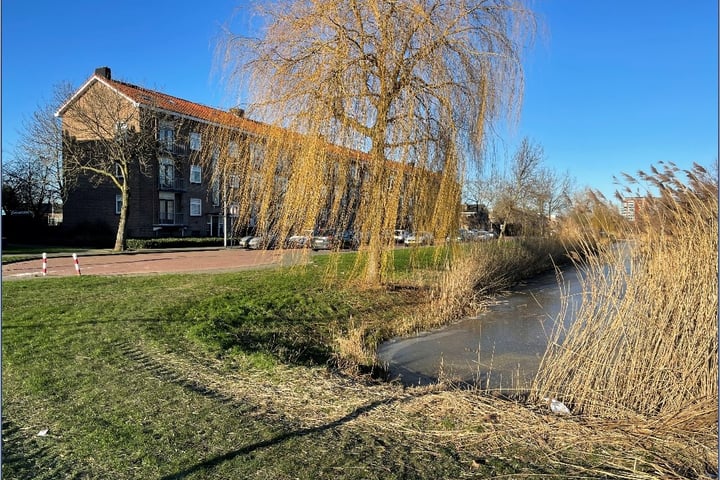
107,76 -> 370,161
59,72 -> 370,162
106,77 -> 271,135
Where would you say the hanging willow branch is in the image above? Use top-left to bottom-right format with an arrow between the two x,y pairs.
209,0 -> 535,284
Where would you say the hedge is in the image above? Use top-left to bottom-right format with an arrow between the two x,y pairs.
125,237 -> 224,250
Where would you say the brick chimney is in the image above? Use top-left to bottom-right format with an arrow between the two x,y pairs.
94,66 -> 111,80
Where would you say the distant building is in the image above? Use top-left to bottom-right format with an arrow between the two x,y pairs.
460,203 -> 489,230
621,196 -> 649,222
57,67 -> 268,238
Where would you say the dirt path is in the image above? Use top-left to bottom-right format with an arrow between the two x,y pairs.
2,248 -> 308,280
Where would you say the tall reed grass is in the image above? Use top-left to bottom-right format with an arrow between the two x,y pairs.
532,162 -> 717,474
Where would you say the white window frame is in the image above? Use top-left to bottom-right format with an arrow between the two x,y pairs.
190,165 -> 202,184
159,192 -> 176,224
115,195 -> 123,214
190,132 -> 202,151
115,121 -> 128,138
159,157 -> 175,189
229,174 -> 240,189
228,141 -> 239,158
158,122 -> 174,149
190,198 -> 202,217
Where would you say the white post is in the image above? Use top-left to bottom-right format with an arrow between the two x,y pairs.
72,253 -> 81,275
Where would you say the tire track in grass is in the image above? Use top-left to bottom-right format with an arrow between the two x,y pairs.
112,341 -> 258,416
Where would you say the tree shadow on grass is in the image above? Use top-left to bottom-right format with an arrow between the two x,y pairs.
1,417 -> 86,480
159,395 -> 406,480
204,327 -> 334,366
1,315 -> 188,331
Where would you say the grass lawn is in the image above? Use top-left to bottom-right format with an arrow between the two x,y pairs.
3,249 -> 483,479
3,244 -> 705,479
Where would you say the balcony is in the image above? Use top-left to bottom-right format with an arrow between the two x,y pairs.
158,173 -> 185,191
157,213 -> 186,225
158,140 -> 188,157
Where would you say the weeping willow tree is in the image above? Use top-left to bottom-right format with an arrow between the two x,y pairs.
210,0 -> 535,284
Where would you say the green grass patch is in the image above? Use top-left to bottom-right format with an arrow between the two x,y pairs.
1,257 -> 436,478
4,239 -> 669,479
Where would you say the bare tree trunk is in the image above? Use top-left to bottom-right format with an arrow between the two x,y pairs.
362,110 -> 391,285
114,186 -> 129,251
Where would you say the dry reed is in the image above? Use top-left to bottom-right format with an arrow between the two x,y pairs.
398,237 -> 571,338
531,162 -> 717,476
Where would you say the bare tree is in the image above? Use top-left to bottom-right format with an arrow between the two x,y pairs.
491,137 -> 543,234
3,83 -> 75,218
534,166 -> 573,234
59,80 -> 157,251
482,137 -> 574,236
3,153 -> 55,218
464,156 -> 502,213
216,0 -> 535,283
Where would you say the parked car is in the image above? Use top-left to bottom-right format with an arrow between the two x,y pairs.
311,229 -> 335,251
456,229 -> 477,242
477,230 -> 497,241
339,231 -> 359,250
404,232 -> 434,246
248,235 -> 278,250
286,230 -> 312,249
237,235 -> 256,248
393,229 -> 409,244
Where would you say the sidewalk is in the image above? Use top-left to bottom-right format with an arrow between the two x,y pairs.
1,248 -> 306,280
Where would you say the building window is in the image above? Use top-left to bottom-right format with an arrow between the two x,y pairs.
250,142 -> 264,169
115,121 -> 128,139
115,195 -> 122,214
190,165 -> 202,184
190,132 -> 202,151
229,141 -> 239,158
190,198 -> 202,217
115,163 -> 124,180
230,175 -> 240,189
159,158 -> 175,189
159,122 -> 174,150
159,193 -> 175,224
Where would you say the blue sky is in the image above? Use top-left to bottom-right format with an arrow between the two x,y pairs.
2,1 -> 717,203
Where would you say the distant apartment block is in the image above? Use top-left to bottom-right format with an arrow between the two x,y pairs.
621,196 -> 649,222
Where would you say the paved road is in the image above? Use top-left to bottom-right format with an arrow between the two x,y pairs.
2,248 -> 308,280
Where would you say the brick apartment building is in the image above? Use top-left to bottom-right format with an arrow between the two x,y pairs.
56,67 -> 379,241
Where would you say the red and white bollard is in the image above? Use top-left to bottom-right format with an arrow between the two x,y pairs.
42,252 -> 47,276
72,253 -> 82,276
